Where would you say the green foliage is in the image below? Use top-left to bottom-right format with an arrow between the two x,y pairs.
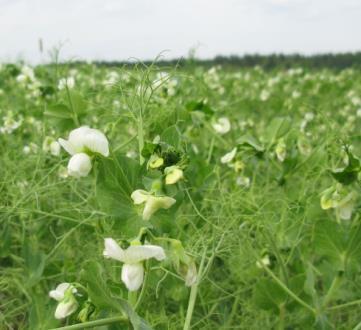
96,153 -> 145,235
263,116 -> 292,147
186,99 -> 214,116
81,261 -> 152,329
3,62 -> 361,330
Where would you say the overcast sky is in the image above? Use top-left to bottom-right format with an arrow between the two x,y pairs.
0,0 -> 360,63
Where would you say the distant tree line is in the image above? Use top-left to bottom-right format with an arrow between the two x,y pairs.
88,52 -> 361,70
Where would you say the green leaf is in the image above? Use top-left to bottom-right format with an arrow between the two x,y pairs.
313,220 -> 361,270
141,142 -> 160,158
119,300 -> 153,330
96,153 -> 143,217
304,263 -> 317,299
22,240 -> 45,287
28,294 -> 59,330
69,91 -> 87,116
345,222 -> 361,261
44,103 -> 72,119
81,261 -> 123,311
96,153 -> 148,235
237,134 -> 264,153
263,117 -> 292,146
331,150 -> 361,185
81,262 -> 153,329
253,278 -> 287,311
186,99 -> 214,116
0,224 -> 11,258
161,125 -> 181,149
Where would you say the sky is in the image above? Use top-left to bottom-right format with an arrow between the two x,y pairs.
0,0 -> 360,63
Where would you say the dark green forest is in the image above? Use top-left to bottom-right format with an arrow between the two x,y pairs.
91,52 -> 361,70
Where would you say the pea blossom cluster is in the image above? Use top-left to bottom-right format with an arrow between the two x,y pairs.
49,125 -> 196,322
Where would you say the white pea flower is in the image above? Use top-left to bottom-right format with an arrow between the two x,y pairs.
50,141 -> 61,156
23,145 -> 31,154
58,77 -> 75,90
236,175 -> 250,188
102,71 -> 119,87
320,186 -> 357,221
126,150 -> 137,159
58,126 -> 109,157
256,255 -> 271,268
103,238 -> 166,291
131,189 -> 176,221
23,143 -> 38,155
292,91 -> 301,99
260,89 -> 270,101
58,165 -> 69,179
67,153 -> 92,178
49,283 -> 78,320
16,66 -> 35,84
336,192 -> 357,221
58,126 -> 109,178
221,147 -> 237,164
43,137 -> 61,156
304,112 -> 315,121
164,166 -> 183,185
0,112 -> 22,134
212,117 -> 231,135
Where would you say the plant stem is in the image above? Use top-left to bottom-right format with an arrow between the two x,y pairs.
183,282 -> 198,330
128,290 -> 138,307
138,111 -> 145,165
66,86 -> 79,126
278,303 -> 286,330
328,299 -> 361,310
49,316 -> 128,330
262,265 -> 316,314
183,249 -> 207,330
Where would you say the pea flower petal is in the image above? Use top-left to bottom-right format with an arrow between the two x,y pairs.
212,117 -> 231,135
49,283 -> 78,320
131,190 -> 150,205
55,299 -> 78,320
58,126 -> 109,157
67,153 -> 92,178
221,147 -> 237,164
103,238 -> 125,261
103,238 -> 166,291
142,195 -> 176,221
164,166 -> 184,185
49,283 -> 72,301
131,189 -> 176,221
121,263 -> 144,291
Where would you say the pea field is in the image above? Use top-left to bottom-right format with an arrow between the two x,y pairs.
1,62 -> 361,329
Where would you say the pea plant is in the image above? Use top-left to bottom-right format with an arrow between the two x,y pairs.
44,69 -> 199,330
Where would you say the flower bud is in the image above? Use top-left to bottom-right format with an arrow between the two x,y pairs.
148,154 -> 164,169
77,301 -> 95,323
165,166 -> 183,185
50,141 -> 61,156
221,147 -> 237,164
